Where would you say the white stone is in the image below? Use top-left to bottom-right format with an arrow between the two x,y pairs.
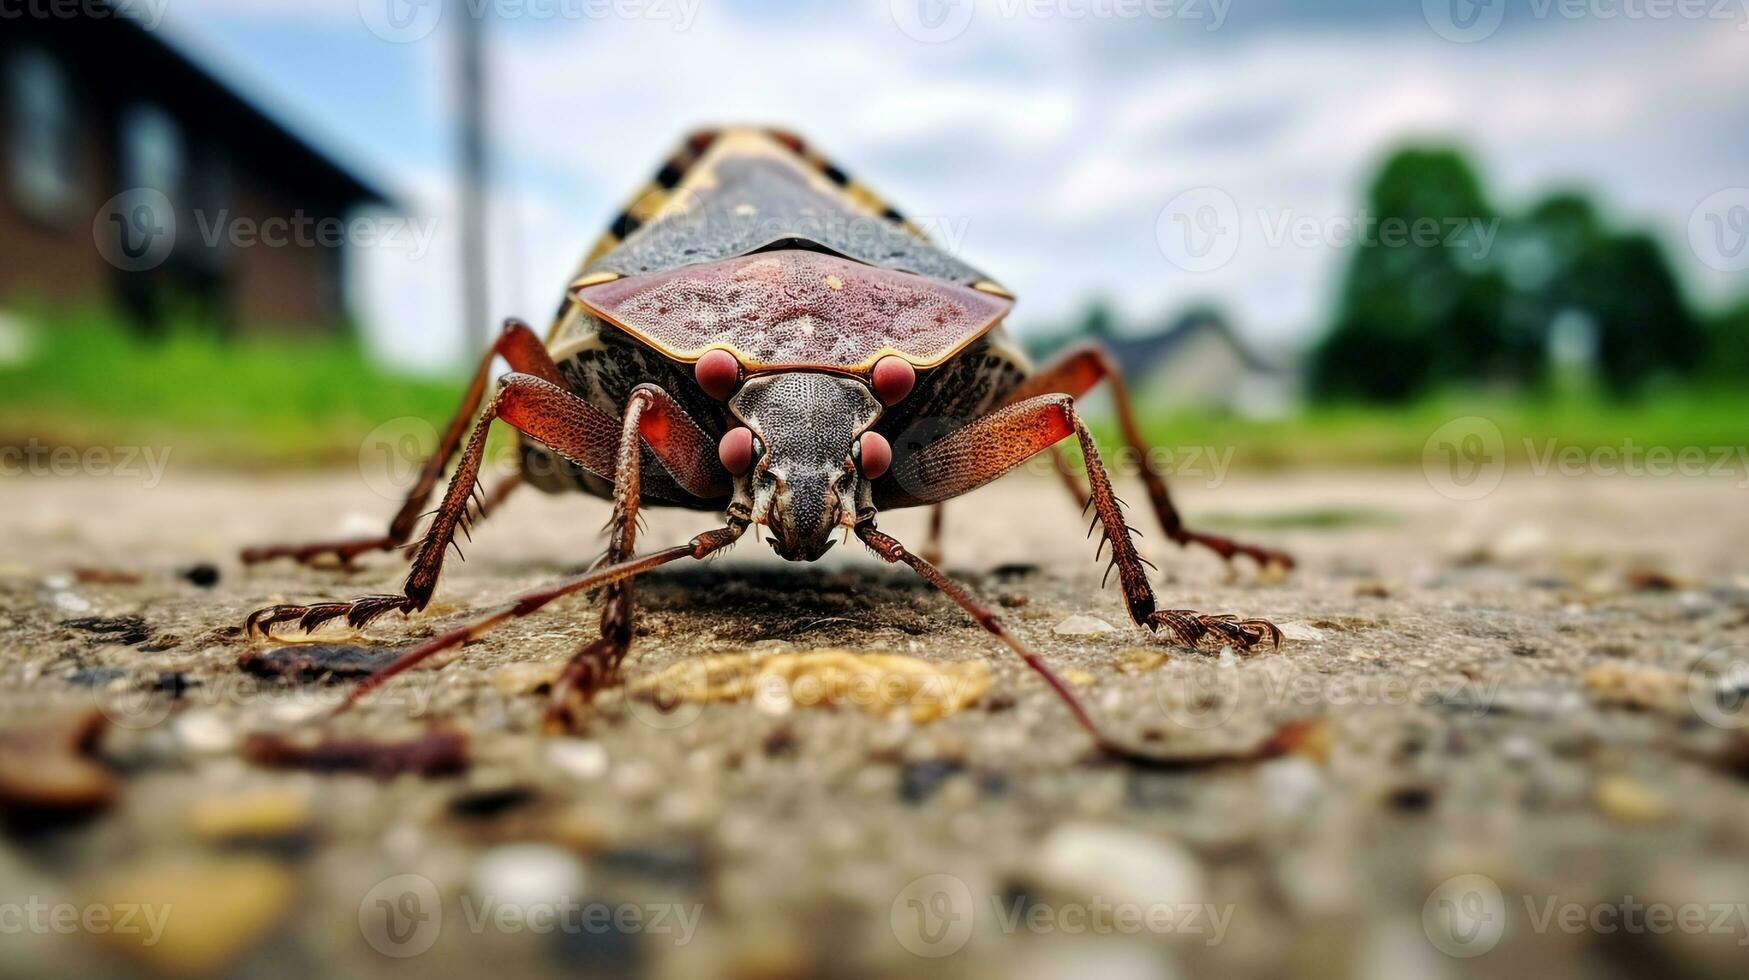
1276,621 -> 1327,643
174,710 -> 235,754
1054,614 -> 1118,636
471,843 -> 585,912
545,739 -> 609,780
1035,822 -> 1204,911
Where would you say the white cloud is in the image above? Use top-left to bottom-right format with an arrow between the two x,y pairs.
160,1 -> 1749,360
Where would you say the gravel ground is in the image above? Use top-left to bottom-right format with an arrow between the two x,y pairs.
2,467 -> 1747,979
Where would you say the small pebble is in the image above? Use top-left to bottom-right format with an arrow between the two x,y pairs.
0,711 -> 116,816
472,844 -> 586,911
1594,775 -> 1669,824
1277,621 -> 1328,643
181,563 -> 221,588
1054,614 -> 1117,636
546,739 -> 609,780
188,788 -> 312,842
86,857 -> 296,975
1034,822 -> 1204,910
489,661 -> 561,696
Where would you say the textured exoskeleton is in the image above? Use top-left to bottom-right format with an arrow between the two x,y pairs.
242,128 -> 1291,762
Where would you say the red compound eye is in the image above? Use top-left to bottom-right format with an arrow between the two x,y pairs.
871,355 -> 915,406
694,349 -> 740,400
857,431 -> 892,480
718,426 -> 754,474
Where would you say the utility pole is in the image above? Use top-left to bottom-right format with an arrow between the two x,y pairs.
456,0 -> 490,351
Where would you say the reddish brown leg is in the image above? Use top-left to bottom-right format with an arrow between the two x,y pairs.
858,525 -> 1176,765
1004,345 -> 1293,571
883,394 -> 1280,651
245,373 -> 631,636
245,380 -> 725,639
241,319 -> 563,569
543,387 -> 653,733
336,524 -> 747,712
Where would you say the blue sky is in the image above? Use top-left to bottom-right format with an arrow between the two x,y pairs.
152,0 -> 1749,369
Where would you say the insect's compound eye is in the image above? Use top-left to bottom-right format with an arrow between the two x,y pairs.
718,426 -> 754,474
694,349 -> 740,401
854,431 -> 892,480
871,355 -> 915,406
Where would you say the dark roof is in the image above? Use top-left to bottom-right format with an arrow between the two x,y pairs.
12,3 -> 391,209
1100,313 -> 1281,378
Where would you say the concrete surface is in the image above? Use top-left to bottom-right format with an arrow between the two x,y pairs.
1,467 -> 1747,979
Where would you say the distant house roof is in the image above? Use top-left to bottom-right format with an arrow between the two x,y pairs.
14,2 -> 391,210
1100,312 -> 1281,378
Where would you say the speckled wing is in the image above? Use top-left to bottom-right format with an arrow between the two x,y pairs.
572,249 -> 1013,372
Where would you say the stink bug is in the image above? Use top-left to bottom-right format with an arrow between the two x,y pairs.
242,128 -> 1292,761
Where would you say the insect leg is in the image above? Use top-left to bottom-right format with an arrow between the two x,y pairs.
878,393 -> 1279,651
245,373 -> 629,637
544,387 -> 648,733
856,524 -> 1200,767
241,318 -> 562,569
998,344 -> 1294,571
335,524 -> 746,713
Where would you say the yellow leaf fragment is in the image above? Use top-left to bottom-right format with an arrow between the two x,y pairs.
627,649 -> 991,724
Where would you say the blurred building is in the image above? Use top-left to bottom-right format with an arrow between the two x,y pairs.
0,3 -> 388,334
1102,310 -> 1297,418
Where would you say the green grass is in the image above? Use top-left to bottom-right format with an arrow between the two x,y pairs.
1085,388 -> 1749,472
0,308 -> 469,467
4,307 -> 1745,472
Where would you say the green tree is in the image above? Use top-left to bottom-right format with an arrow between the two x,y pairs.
1310,149 -> 1503,401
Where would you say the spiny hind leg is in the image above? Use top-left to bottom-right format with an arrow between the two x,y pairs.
543,389 -> 650,732
884,393 -> 1279,651
1003,344 -> 1294,572
245,374 -> 627,637
241,319 -> 561,569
